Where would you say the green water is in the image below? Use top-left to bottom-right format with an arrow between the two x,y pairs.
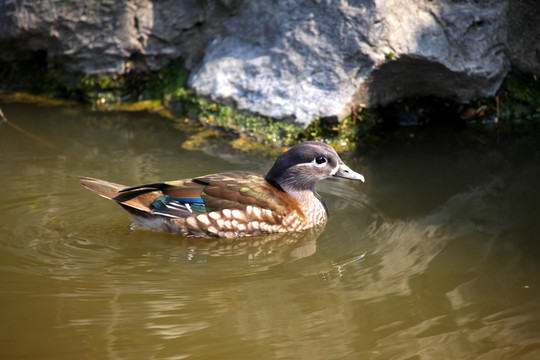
1,102 -> 539,359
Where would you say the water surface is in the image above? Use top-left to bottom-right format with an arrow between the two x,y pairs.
1,102 -> 539,359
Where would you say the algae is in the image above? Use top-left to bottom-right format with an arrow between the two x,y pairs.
1,52 -> 538,155
0,92 -> 78,107
496,72 -> 540,126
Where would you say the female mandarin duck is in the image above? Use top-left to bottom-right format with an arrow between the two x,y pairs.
80,141 -> 364,238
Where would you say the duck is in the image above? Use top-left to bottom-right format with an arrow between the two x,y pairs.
80,141 -> 365,238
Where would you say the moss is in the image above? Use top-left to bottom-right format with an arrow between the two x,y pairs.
297,108 -> 377,152
502,73 -> 540,107
170,86 -> 303,148
78,74 -> 122,91
181,129 -> 225,151
2,51 -> 538,156
230,137 -> 282,158
0,92 -> 78,107
95,99 -> 184,122
65,59 -> 189,106
496,72 -> 540,127
0,54 -> 425,153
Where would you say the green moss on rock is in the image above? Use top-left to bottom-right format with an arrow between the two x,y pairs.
3,52 -> 538,155
496,72 -> 540,126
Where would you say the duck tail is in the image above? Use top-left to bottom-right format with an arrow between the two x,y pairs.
79,176 -> 125,200
79,176 -> 160,215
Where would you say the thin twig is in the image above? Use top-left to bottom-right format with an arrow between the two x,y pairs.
0,106 -> 57,149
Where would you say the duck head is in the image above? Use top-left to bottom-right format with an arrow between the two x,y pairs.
265,141 -> 364,199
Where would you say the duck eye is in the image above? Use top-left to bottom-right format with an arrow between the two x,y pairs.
314,156 -> 327,166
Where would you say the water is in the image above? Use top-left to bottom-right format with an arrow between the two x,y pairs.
1,101 -> 539,359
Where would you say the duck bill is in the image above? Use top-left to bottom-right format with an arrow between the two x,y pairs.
333,163 -> 365,182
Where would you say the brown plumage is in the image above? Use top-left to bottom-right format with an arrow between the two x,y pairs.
80,141 -> 364,238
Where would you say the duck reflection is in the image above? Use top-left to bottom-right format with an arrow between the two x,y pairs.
127,223 -> 326,270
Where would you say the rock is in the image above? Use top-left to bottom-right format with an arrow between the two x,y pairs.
189,0 -> 510,125
0,0 -> 233,74
0,0 -> 538,126
507,0 -> 540,75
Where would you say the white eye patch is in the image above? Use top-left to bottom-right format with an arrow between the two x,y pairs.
296,156 -> 328,168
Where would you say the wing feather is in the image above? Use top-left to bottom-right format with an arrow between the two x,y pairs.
80,171 -> 300,221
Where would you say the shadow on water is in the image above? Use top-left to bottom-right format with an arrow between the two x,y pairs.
1,102 -> 539,359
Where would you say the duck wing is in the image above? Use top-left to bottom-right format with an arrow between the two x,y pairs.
79,172 -> 298,220
79,176 -> 200,218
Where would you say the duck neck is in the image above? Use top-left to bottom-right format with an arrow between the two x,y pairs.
289,187 -> 329,224
267,177 -> 329,217
284,186 -> 319,204
265,171 -> 328,215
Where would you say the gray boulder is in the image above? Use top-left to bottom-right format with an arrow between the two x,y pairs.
0,0 -> 233,74
507,0 -> 540,76
189,0 -> 510,125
